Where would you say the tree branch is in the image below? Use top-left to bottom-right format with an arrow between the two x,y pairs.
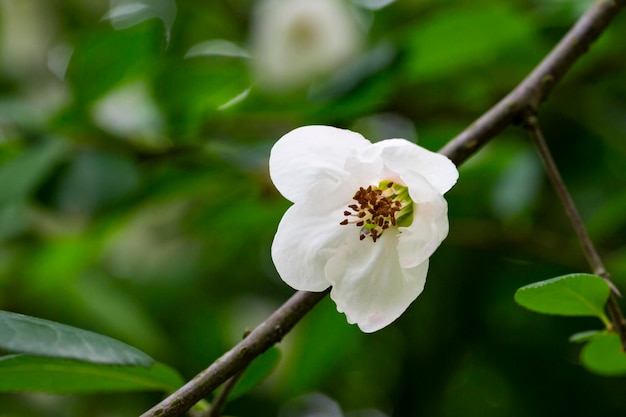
141,290 -> 328,417
142,2 -> 626,416
524,114 -> 626,350
439,0 -> 625,165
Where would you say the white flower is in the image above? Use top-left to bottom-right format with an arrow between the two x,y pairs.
270,126 -> 458,333
250,0 -> 363,92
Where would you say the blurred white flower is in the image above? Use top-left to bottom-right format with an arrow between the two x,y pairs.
250,0 -> 363,92
270,126 -> 458,332
91,81 -> 166,149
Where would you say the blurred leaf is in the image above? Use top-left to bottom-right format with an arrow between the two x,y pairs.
185,39 -> 250,59
105,0 -> 176,43
0,310 -> 153,366
404,4 -> 534,81
72,272 -> 167,355
0,201 -> 28,240
154,58 -> 249,140
352,0 -> 396,10
0,140 -> 66,206
491,149 -> 543,220
55,150 -> 141,212
580,333 -> 626,376
227,347 -> 281,401
67,22 -> 160,107
514,274 -> 610,321
0,355 -> 182,393
569,330 -> 601,343
26,236 -> 98,291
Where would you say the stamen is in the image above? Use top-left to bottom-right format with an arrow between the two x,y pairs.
339,180 -> 413,242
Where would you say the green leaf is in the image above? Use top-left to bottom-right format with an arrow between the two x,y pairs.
227,347 -> 281,400
104,0 -> 177,44
0,310 -> 153,366
404,4 -> 534,81
0,140 -> 66,206
514,273 -> 610,323
0,355 -> 183,393
185,39 -> 250,59
580,333 -> 626,376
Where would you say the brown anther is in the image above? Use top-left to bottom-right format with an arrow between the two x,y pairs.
340,219 -> 349,225
342,181 -> 408,243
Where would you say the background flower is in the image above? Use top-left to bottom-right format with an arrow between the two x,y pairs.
250,0 -> 363,92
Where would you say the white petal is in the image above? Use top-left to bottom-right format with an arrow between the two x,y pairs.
325,232 -> 429,332
269,125 -> 370,202
397,171 -> 450,268
363,138 -> 458,194
271,181 -> 357,292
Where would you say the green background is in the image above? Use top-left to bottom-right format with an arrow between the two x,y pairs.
1,0 -> 626,415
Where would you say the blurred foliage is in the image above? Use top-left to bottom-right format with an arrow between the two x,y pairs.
1,0 -> 626,416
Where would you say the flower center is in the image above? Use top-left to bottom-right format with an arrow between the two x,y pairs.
340,180 -> 413,242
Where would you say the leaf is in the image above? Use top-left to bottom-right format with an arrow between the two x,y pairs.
0,310 -> 153,366
227,347 -> 281,400
0,140 -> 66,206
104,0 -> 177,43
404,4 -> 534,81
580,333 -> 626,376
569,330 -> 601,343
351,0 -> 396,11
514,274 -> 610,321
185,40 -> 250,59
0,355 -> 183,393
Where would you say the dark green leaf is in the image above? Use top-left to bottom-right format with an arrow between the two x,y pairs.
0,310 -> 153,366
580,333 -> 626,376
514,274 -> 610,321
0,140 -> 66,205
0,355 -> 183,393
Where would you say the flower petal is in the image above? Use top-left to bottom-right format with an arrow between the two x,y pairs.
397,171 -> 450,268
271,181 -> 356,292
270,125 -> 370,202
363,138 -> 458,194
325,232 -> 429,332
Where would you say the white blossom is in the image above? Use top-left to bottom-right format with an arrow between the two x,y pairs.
270,126 -> 458,332
250,0 -> 363,92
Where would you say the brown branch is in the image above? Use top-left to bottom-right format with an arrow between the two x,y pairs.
524,114 -> 626,350
439,0 -> 626,165
142,2 -> 626,416
141,290 -> 328,417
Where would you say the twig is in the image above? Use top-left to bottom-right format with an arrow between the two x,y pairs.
524,114 -> 626,350
141,290 -> 328,417
439,0 -> 626,165
203,329 -> 253,417
205,368 -> 247,417
142,2 -> 626,416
